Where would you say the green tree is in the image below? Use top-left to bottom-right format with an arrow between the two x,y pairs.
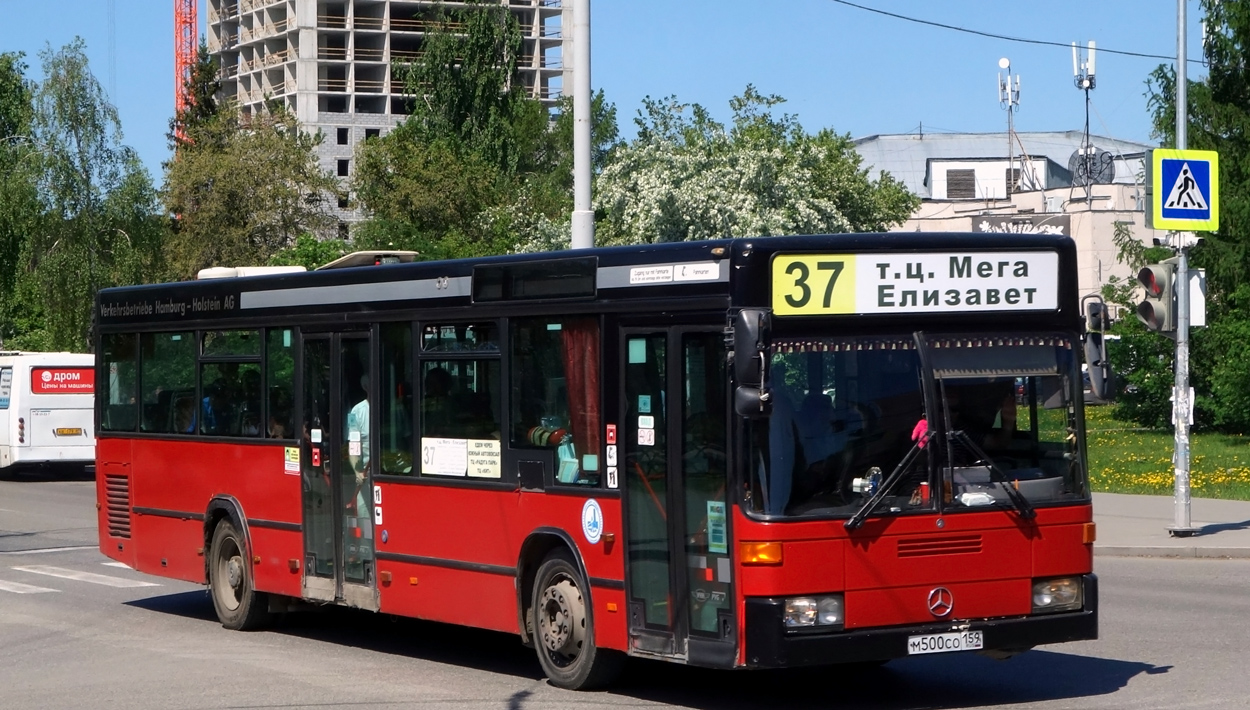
163,104 -> 339,279
20,39 -> 159,351
169,39 -> 222,153
0,52 -> 43,348
592,86 -> 917,246
1138,0 -> 1250,432
354,1 -> 619,257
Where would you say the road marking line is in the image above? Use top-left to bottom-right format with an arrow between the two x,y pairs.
0,579 -> 59,594
101,562 -> 131,569
12,565 -> 160,588
0,546 -> 99,556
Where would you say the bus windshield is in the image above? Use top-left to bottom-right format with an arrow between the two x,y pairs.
746,333 -> 1088,518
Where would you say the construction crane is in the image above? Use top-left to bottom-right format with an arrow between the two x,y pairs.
174,0 -> 197,136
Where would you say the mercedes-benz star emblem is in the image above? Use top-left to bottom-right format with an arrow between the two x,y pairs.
927,587 -> 954,617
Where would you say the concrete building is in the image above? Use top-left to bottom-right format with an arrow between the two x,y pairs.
207,0 -> 566,225
854,131 -> 1163,309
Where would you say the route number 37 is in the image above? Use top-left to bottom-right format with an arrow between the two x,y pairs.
771,254 -> 856,316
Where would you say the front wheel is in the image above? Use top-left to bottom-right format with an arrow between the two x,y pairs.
209,519 -> 271,630
531,553 -> 623,689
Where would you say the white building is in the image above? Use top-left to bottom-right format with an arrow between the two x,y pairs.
854,131 -> 1162,308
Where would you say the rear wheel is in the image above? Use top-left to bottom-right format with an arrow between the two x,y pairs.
531,553 -> 623,689
209,519 -> 271,630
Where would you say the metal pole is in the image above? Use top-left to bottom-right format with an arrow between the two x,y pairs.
570,0 -> 594,249
1170,0 -> 1197,536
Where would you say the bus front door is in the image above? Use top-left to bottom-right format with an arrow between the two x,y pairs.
621,328 -> 735,665
300,331 -> 378,610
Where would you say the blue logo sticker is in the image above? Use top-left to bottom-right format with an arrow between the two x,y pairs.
581,498 -> 603,544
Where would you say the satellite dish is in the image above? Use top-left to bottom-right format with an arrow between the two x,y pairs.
1068,146 -> 1115,185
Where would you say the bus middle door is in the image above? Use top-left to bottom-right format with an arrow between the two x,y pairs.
300,330 -> 379,611
621,327 -> 735,666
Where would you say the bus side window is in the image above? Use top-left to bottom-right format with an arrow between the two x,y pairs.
266,328 -> 296,439
510,318 -> 601,486
101,333 -> 138,432
140,332 -> 195,434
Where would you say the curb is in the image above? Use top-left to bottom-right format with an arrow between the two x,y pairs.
1095,546 -> 1250,559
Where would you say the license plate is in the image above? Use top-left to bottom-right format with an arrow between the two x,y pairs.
907,630 -> 984,655
54,428 -> 84,436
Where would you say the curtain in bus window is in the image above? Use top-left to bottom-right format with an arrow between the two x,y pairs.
560,318 -> 601,485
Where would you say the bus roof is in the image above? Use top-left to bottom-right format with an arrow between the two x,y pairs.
95,233 -> 1079,330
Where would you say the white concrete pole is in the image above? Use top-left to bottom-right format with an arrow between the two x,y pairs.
570,0 -> 594,249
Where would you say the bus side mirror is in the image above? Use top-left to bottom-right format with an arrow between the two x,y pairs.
733,309 -> 771,387
735,386 -> 773,419
732,309 -> 773,418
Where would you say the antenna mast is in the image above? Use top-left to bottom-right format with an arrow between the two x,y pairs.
1073,41 -> 1097,202
998,58 -> 1021,196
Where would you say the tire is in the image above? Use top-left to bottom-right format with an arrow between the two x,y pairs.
531,553 -> 623,690
209,519 -> 272,631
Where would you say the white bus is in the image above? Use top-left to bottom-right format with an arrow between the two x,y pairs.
0,352 -> 95,471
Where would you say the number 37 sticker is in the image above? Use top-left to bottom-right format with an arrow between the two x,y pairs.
771,254 -> 856,316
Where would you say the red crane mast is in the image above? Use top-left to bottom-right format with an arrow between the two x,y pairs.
174,0 -> 197,135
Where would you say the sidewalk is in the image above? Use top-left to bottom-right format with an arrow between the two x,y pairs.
1093,492 -> 1250,558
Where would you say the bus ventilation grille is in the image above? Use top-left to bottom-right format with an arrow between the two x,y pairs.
104,475 -> 132,539
897,534 -> 982,558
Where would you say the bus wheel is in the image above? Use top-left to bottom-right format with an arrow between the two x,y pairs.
531,553 -> 623,690
209,520 -> 271,631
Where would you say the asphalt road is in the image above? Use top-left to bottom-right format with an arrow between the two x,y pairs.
2,475 -> 1248,710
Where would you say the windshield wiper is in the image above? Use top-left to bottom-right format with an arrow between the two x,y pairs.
845,431 -> 931,531
949,430 -> 1036,521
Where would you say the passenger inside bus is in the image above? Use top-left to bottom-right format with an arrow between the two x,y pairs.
174,396 -> 195,434
422,366 -> 454,437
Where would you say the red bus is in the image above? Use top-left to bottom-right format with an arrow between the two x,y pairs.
94,233 -> 1096,689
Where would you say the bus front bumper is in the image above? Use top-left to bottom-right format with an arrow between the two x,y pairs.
743,573 -> 1097,668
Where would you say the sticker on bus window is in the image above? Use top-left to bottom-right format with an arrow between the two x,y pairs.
311,428 -> 322,443
373,486 -> 382,505
606,466 -> 618,489
421,437 -> 468,476
707,501 -> 728,554
638,429 -> 655,446
606,445 -> 617,466
349,441 -> 361,456
284,447 -> 300,474
638,395 -> 651,413
467,438 -> 502,478
638,415 -> 654,429
628,339 -> 647,364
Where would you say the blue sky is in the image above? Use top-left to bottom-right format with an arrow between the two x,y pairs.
0,1 -> 1204,181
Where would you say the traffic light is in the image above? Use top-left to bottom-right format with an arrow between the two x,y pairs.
1083,299 -> 1113,401
1137,260 -> 1178,333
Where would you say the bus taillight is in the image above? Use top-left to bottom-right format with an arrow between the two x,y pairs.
17,417 -> 24,443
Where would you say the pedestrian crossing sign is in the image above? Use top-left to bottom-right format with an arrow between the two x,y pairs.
1150,149 -> 1219,231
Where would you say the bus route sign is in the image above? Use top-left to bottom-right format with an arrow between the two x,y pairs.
1150,149 -> 1219,232
770,252 -> 1059,316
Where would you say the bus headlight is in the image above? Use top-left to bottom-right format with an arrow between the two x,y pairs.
1032,577 -> 1083,614
784,595 -> 844,629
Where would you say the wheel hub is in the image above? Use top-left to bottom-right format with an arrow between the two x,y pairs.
227,556 -> 243,590
540,585 -> 574,653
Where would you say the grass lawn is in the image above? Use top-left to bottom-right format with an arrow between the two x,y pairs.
1085,405 -> 1250,500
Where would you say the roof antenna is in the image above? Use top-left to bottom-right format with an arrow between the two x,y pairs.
998,58 -> 1021,196
1073,40 -> 1097,203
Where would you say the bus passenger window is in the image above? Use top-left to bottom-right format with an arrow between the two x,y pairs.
101,333 -> 138,432
199,362 -> 262,436
266,329 -> 295,439
140,332 -> 195,434
510,318 -> 601,486
380,323 -> 413,474
418,359 -> 501,478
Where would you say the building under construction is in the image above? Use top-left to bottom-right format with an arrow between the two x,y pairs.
205,0 -> 566,223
